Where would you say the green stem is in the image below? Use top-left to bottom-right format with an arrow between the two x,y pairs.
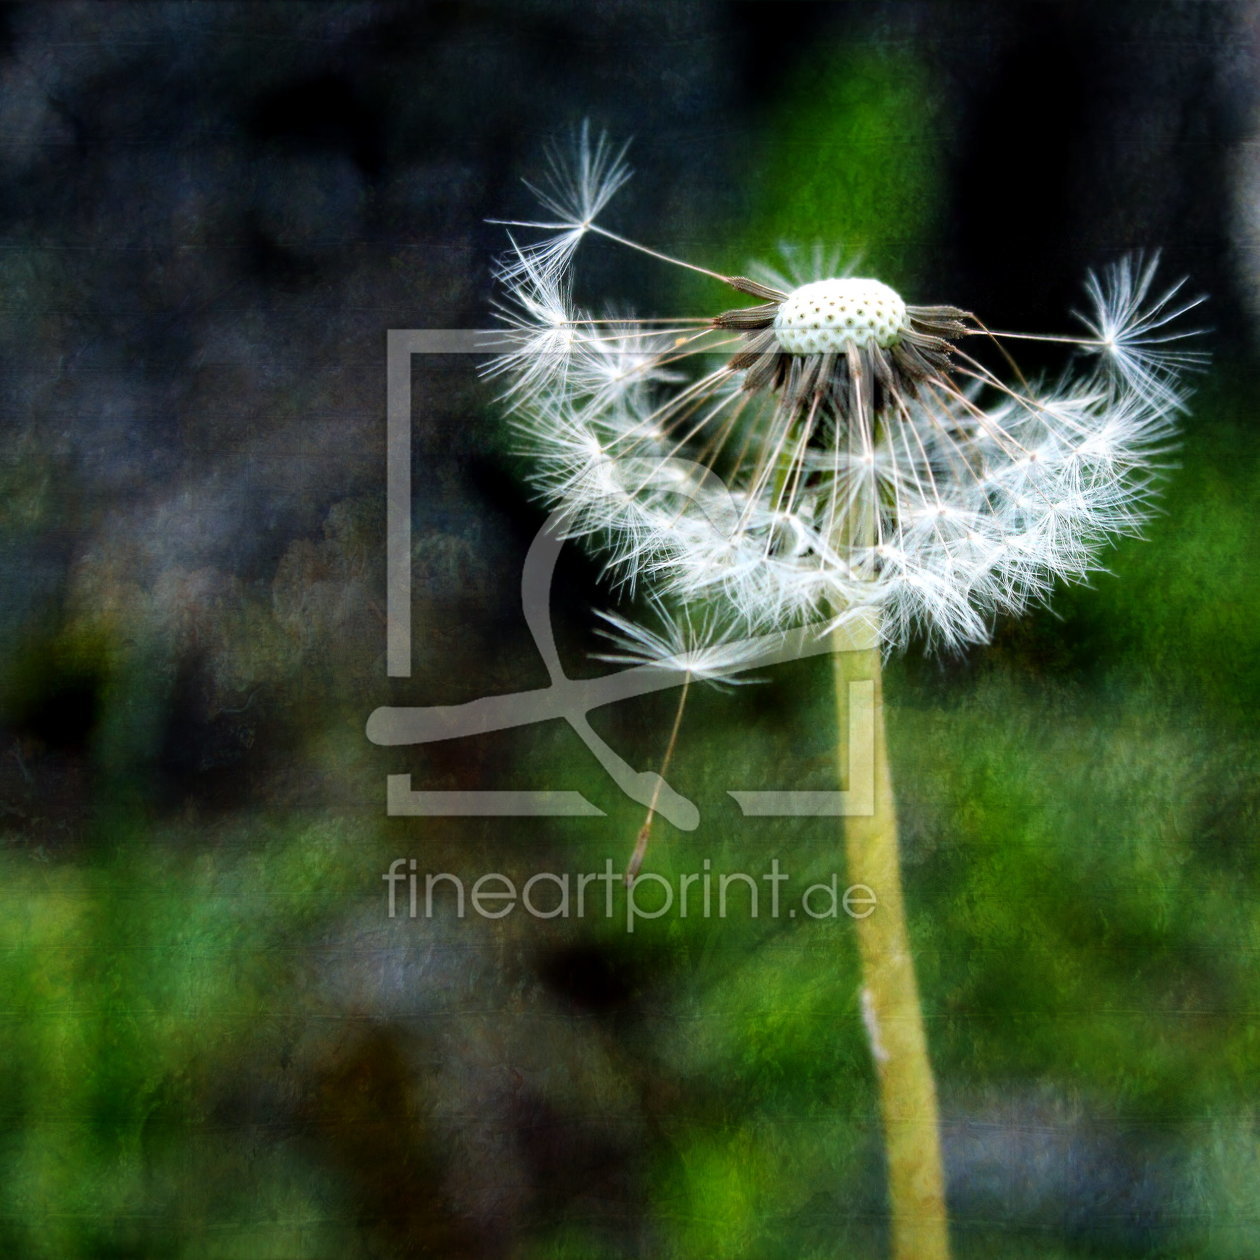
832,616 -> 949,1260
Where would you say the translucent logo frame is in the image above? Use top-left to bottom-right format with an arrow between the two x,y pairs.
364,330 -> 874,823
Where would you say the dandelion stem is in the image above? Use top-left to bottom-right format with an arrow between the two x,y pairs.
832,613 -> 950,1260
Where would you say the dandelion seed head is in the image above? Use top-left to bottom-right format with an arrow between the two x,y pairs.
487,125 -> 1205,653
774,278 -> 907,353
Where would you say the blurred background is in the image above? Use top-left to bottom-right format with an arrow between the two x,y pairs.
0,2 -> 1257,1256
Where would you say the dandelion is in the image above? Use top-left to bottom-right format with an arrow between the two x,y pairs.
486,126 -> 1203,1260
488,133 -> 1204,655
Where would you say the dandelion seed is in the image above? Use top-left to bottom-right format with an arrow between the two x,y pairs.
1077,252 -> 1209,413
489,120 -> 632,286
593,599 -> 767,688
591,599 -> 765,884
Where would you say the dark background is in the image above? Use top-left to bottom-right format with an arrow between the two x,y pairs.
0,3 -> 1256,1257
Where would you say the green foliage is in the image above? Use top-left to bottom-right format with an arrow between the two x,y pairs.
742,43 -> 945,286
0,821 -> 366,1258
